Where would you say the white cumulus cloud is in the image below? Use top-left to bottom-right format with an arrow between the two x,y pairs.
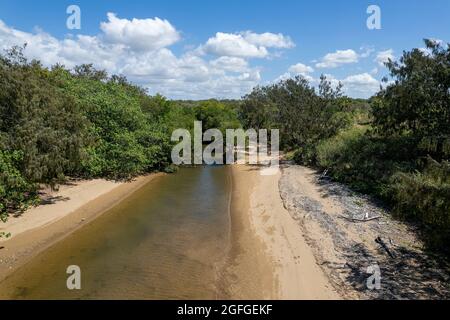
202,31 -> 294,58
311,73 -> 380,98
242,31 -> 294,49
341,73 -> 380,97
316,49 -> 359,68
288,62 -> 314,74
100,13 -> 180,51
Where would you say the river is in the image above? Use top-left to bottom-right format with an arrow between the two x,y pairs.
0,166 -> 233,299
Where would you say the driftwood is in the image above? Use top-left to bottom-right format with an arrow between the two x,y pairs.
340,214 -> 381,223
375,236 -> 396,258
318,169 -> 331,181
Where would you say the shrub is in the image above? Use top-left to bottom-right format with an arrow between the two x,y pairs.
390,158 -> 450,250
0,150 -> 37,220
315,126 -> 418,195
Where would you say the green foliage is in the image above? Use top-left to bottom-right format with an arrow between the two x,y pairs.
390,158 -> 450,251
0,45 -> 243,222
243,40 -> 450,252
0,47 -> 89,185
372,40 -> 450,159
312,40 -> 450,251
57,73 -> 172,178
194,99 -> 241,133
315,126 -> 418,195
240,75 -> 352,153
0,150 -> 37,217
0,232 -> 11,239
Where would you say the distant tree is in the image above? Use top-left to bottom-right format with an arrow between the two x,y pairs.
73,63 -> 108,81
109,74 -> 129,86
194,100 -> 241,133
240,85 -> 279,131
240,75 -> 350,153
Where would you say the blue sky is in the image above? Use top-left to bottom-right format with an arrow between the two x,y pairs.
0,0 -> 449,99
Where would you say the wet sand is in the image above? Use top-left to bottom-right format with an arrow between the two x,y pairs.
229,165 -> 339,299
218,165 -> 275,299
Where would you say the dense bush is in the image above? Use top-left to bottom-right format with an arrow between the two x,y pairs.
56,69 -> 173,178
194,99 -> 241,133
371,40 -> 450,166
315,127 -> 419,195
390,158 -> 450,250
0,48 -> 89,185
0,150 -> 37,220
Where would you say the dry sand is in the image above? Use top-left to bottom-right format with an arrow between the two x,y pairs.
279,165 -> 450,299
1,179 -> 124,241
228,165 -> 339,299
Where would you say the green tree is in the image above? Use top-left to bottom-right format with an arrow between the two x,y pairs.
372,39 -> 450,159
0,46 -> 89,185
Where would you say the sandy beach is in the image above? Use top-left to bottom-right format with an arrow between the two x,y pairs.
228,165 -> 339,299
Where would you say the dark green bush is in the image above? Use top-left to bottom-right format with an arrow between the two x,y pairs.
0,150 -> 37,218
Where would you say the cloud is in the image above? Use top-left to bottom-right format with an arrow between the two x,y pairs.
0,17 -> 271,99
275,62 -> 315,82
315,73 -> 380,98
201,31 -> 294,58
288,62 -> 314,74
360,46 -> 375,58
375,49 -> 394,66
242,31 -> 294,49
100,13 -> 180,51
202,32 -> 267,58
316,49 -> 359,68
210,56 -> 249,73
341,73 -> 380,98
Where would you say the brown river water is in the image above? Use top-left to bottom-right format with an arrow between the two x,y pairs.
0,166 -> 233,299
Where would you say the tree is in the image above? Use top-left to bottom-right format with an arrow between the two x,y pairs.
240,75 -> 350,153
73,63 -> 108,81
0,47 -> 89,185
194,100 -> 241,133
372,39 -> 450,158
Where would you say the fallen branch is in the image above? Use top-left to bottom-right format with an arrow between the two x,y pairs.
375,236 -> 396,258
318,168 -> 331,181
340,214 -> 381,222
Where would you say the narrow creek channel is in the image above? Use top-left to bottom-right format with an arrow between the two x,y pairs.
0,166 -> 233,299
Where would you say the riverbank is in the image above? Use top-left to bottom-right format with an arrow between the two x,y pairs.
227,164 -> 339,299
0,174 -> 162,283
279,164 -> 450,299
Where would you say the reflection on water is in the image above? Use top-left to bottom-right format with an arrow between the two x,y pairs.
0,166 -> 232,299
